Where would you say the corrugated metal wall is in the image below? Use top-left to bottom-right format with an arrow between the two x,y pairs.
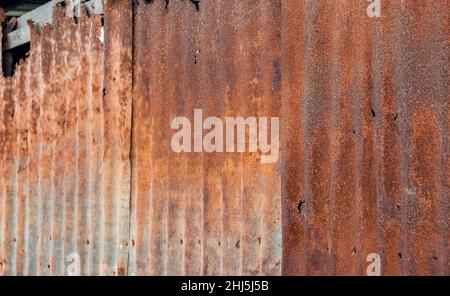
129,0 -> 282,276
0,0 -> 448,275
0,1 -> 133,275
281,0 -> 448,276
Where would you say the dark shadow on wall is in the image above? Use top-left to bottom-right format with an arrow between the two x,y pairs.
2,16 -> 30,77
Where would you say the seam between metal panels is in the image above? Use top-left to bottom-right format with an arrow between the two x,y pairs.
126,0 -> 138,276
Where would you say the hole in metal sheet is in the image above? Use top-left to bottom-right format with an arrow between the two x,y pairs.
190,0 -> 200,11
297,200 -> 305,214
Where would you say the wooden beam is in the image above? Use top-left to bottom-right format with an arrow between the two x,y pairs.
4,0 -> 104,51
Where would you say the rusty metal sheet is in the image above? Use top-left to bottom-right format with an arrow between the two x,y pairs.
281,0 -> 449,276
0,2 -> 117,275
0,0 -> 448,276
129,0 -> 282,276
102,0 -> 133,276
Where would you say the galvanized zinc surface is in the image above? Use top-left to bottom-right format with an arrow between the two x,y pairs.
0,0 -> 448,275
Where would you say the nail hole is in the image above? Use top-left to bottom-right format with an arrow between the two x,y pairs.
297,200 -> 305,214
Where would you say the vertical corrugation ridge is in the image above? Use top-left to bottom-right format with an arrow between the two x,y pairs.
0,8 -> 4,271
182,0 -> 203,276
90,14 -> 105,276
202,0 -> 224,275
2,73 -> 17,275
280,0 -> 306,276
177,0 -> 189,276
333,0 -> 360,275
237,0 -> 259,276
145,0 -> 166,275
166,0 -> 184,276
38,23 -> 55,276
0,59 -> 4,276
15,58 -> 30,275
327,0 -> 340,276
51,7 -> 68,275
216,0 -> 226,276
9,73 -> 18,276
252,0 -> 264,276
62,10 -> 80,274
77,8 -> 92,276
129,0 -> 147,276
161,0 -> 169,275
22,35 -> 32,276
221,0 -> 242,276
426,0 -> 449,275
27,23 -> 42,275
102,0 -> 133,275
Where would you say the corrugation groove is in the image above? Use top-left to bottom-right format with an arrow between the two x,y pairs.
0,0 -> 448,276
